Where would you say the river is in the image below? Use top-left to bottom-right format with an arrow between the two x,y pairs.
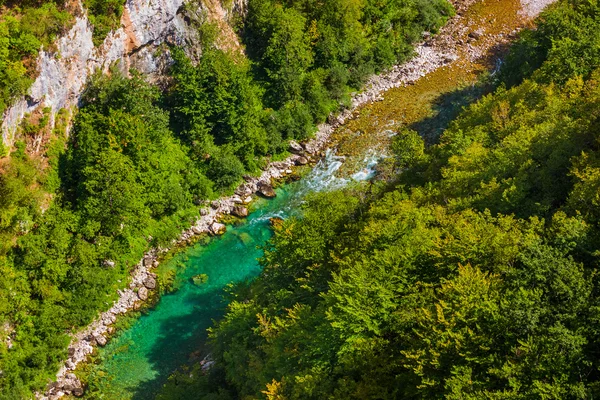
85,151 -> 370,399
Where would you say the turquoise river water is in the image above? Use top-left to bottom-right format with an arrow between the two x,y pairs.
86,151 -> 376,399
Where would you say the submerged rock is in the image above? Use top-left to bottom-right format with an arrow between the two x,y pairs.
191,274 -> 208,286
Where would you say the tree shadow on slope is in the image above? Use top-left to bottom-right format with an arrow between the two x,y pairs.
410,80 -> 490,144
412,42 -> 513,144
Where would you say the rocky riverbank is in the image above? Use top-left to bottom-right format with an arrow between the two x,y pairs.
40,0 -> 557,397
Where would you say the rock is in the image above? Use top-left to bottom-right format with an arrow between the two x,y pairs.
468,31 -> 481,40
143,276 -> 156,289
200,208 -> 208,216
201,360 -> 215,371
192,226 -> 202,234
138,286 -> 148,301
231,206 -> 249,218
243,196 -> 253,204
295,156 -> 309,165
289,140 -> 304,154
101,313 -> 116,325
232,195 -> 243,204
191,274 -> 208,286
143,256 -> 153,267
209,222 -> 226,236
94,334 -> 107,347
211,201 -> 220,209
102,260 -> 115,268
62,382 -> 75,392
257,182 -> 276,198
72,387 -> 84,397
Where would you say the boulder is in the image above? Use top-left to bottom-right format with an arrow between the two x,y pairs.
143,276 -> 156,289
232,195 -> 243,204
138,286 -> 148,301
72,387 -> 84,397
295,156 -> 309,165
102,260 -> 115,268
469,30 -> 481,40
231,206 -> 249,218
257,182 -> 276,198
94,334 -> 107,347
143,256 -> 153,267
210,222 -> 226,236
289,140 -> 304,154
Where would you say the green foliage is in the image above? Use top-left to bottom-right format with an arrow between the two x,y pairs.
0,70 -> 208,396
168,47 -> 268,188
501,0 -> 600,86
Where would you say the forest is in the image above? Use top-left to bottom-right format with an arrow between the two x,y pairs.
154,0 -> 600,398
0,0 -> 453,397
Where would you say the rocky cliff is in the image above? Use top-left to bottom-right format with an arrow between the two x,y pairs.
0,0 -> 243,147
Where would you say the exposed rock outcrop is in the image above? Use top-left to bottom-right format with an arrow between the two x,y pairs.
1,0 -> 245,147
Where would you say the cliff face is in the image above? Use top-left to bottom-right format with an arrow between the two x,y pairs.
0,0 -> 242,146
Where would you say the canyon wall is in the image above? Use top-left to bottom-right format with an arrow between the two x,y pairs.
0,0 -> 242,146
